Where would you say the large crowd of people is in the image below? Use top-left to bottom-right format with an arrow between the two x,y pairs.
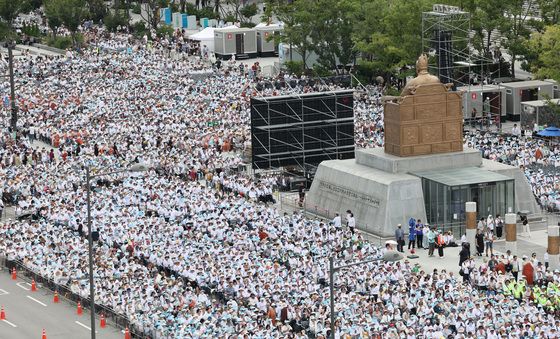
0,21 -> 560,338
464,130 -> 560,212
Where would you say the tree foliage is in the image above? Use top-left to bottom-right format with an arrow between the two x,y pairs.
266,0 -> 315,69
527,24 -> 560,82
44,0 -> 62,38
0,0 -> 29,26
140,0 -> 168,30
44,0 -> 87,45
240,3 -> 257,22
537,0 -> 560,26
87,0 -> 108,22
268,0 -> 555,83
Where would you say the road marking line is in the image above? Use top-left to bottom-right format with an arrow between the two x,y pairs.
75,321 -> 97,333
2,319 -> 17,328
0,289 -> 9,296
75,321 -> 91,330
26,295 -> 47,307
16,282 -> 31,291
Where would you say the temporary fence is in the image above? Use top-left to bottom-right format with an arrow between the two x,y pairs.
1,259 -> 161,338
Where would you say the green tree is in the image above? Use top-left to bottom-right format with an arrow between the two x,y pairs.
239,3 -> 257,23
104,9 -> 130,32
267,0 -> 314,69
352,0 -> 435,77
88,0 -> 108,22
306,0 -> 355,73
471,0 -> 508,58
44,0 -> 87,46
0,0 -> 28,26
140,0 -> 167,30
527,25 -> 560,82
500,0 -> 537,79
269,0 -> 356,73
537,0 -> 560,26
44,0 -> 62,38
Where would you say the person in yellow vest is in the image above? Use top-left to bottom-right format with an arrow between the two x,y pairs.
514,279 -> 525,302
502,278 -> 512,296
533,286 -> 542,301
537,294 -> 548,308
508,279 -> 516,297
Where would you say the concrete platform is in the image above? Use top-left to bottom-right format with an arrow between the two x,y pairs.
308,147 -> 540,238
481,159 -> 541,214
307,159 -> 426,237
356,143 -> 482,174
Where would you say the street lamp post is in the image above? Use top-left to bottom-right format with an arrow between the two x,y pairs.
84,163 -> 148,339
7,43 -> 16,136
85,166 -> 95,339
329,251 -> 403,339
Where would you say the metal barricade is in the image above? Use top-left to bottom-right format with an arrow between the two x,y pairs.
2,260 -> 156,338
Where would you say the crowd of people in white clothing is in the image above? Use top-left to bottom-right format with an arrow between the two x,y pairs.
1,22 -> 560,338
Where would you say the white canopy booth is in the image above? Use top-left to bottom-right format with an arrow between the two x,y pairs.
189,27 -> 215,52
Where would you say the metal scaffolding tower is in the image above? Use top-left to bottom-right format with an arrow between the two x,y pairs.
422,4 -> 505,126
422,4 -> 473,88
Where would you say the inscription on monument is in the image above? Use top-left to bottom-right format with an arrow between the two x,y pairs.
318,181 -> 380,208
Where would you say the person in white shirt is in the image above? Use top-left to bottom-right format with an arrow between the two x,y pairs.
512,123 -> 521,136
332,213 -> 342,229
486,215 -> 495,232
347,213 -> 356,234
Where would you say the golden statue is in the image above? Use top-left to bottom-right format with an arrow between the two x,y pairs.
401,54 -> 443,96
383,54 -> 463,157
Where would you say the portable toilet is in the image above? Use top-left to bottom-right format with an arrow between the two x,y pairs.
256,23 -> 282,57
214,27 -> 257,59
501,80 -> 556,121
159,8 -> 172,24
172,13 -> 182,28
187,15 -> 197,30
201,18 -> 209,28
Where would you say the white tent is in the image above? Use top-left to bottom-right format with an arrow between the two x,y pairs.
255,22 -> 283,29
189,27 -> 215,52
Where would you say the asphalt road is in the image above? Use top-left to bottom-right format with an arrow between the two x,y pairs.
0,268 -> 124,339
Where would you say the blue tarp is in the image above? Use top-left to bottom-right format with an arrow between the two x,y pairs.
537,126 -> 560,137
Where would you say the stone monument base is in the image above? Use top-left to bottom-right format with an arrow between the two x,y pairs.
307,148 -> 539,238
308,159 -> 426,237
355,147 -> 482,173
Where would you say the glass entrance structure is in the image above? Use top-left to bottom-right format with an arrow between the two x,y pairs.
413,167 -> 515,229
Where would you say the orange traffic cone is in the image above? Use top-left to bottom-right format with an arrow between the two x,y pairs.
31,279 -> 37,292
77,301 -> 82,316
124,327 -> 131,339
1,306 -> 5,320
11,267 -> 16,280
42,329 -> 47,339
100,314 -> 106,328
53,291 -> 59,303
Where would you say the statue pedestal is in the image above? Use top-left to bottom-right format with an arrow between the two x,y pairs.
307,148 -> 540,237
307,157 -> 426,237
355,148 -> 482,174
